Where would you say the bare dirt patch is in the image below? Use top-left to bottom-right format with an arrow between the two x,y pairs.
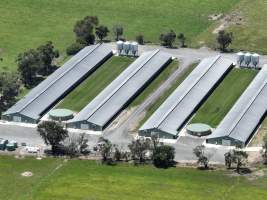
15,155 -> 25,159
21,171 -> 33,177
129,111 -> 146,133
249,125 -> 267,147
107,107 -> 137,131
247,151 -> 263,163
212,11 -> 245,34
208,13 -> 223,21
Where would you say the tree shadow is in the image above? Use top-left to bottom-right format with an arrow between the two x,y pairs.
197,166 -> 215,171
235,168 -> 252,175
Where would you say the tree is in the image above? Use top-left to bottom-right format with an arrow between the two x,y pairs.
232,148 -> 248,173
224,150 -> 235,169
74,16 -> 99,45
78,133 -> 89,155
153,145 -> 175,168
128,137 -> 151,163
0,73 -> 21,114
17,49 -> 42,88
63,133 -> 89,157
217,30 -> 233,52
193,145 -> 209,169
136,34 -> 144,45
37,41 -> 59,76
95,25 -> 109,42
151,134 -> 160,150
98,137 -> 113,163
113,24 -> 124,41
17,42 -> 59,87
159,30 -> 176,48
37,121 -> 68,155
262,134 -> 267,164
66,43 -> 85,56
177,33 -> 186,47
113,146 -> 122,162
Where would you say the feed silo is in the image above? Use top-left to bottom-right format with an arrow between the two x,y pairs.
123,41 -> 131,55
251,53 -> 260,68
237,52 -> 244,67
244,52 -> 251,67
116,41 -> 124,55
131,42 -> 138,56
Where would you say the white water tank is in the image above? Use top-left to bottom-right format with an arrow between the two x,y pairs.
131,42 -> 138,56
244,52 -> 251,67
116,41 -> 123,55
237,52 -> 244,66
251,53 -> 260,67
123,41 -> 131,54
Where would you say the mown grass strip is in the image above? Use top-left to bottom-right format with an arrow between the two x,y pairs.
191,68 -> 258,127
56,56 -> 134,112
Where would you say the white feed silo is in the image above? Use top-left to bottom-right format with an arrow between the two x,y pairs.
131,42 -> 138,56
251,53 -> 260,68
244,52 -> 251,67
116,41 -> 124,55
129,42 -> 133,55
237,52 -> 244,67
123,41 -> 131,55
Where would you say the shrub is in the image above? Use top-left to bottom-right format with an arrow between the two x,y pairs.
136,34 -> 144,45
153,145 -> 175,168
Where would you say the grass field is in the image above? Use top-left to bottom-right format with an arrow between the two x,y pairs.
138,63 -> 197,129
191,68 -> 258,127
0,156 -> 267,200
196,0 -> 267,54
56,56 -> 133,112
0,0 -> 240,71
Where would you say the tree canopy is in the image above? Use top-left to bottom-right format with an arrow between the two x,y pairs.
113,24 -> 124,41
193,145 -> 209,169
74,16 -> 99,45
0,72 -> 21,114
17,49 -> 42,87
128,137 -> 151,163
17,41 -> 59,88
153,145 -> 175,168
177,33 -> 186,47
98,137 -> 113,163
37,121 -> 68,154
160,30 -> 176,48
217,30 -> 233,52
37,41 -> 59,76
96,25 -> 109,41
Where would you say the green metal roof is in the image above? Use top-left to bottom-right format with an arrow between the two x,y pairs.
49,109 -> 74,118
187,123 -> 211,132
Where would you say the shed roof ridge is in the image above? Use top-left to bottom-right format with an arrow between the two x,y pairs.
84,49 -> 160,121
155,55 -> 221,129
19,44 -> 101,114
226,74 -> 267,138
